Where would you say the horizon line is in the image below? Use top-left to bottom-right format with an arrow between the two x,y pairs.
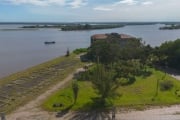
0,21 -> 180,24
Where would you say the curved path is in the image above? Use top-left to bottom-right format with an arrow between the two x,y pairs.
7,68 -> 84,120
6,69 -> 180,120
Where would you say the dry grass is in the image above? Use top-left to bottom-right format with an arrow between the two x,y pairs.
0,54 -> 83,113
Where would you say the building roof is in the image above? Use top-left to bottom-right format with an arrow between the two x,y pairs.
119,34 -> 134,39
91,33 -> 134,40
91,34 -> 108,40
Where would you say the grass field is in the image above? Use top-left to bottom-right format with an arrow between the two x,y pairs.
0,54 -> 83,113
42,68 -> 180,111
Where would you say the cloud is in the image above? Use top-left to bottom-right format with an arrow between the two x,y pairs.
4,0 -> 66,6
68,0 -> 87,8
93,0 -> 138,12
142,1 -> 153,5
93,6 -> 112,11
114,0 -> 138,6
3,0 -> 87,8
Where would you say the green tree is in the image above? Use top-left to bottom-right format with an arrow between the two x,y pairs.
154,39 -> 180,70
90,64 -> 120,105
87,40 -> 120,64
87,38 -> 146,64
72,80 -> 79,104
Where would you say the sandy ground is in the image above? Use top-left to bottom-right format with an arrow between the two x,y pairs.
118,105 -> 180,120
171,75 -> 180,81
6,69 -> 180,120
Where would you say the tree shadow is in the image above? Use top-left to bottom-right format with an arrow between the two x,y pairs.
68,110 -> 112,120
67,97 -> 116,120
156,65 -> 180,76
80,54 -> 90,62
56,95 -> 118,120
56,104 -> 74,118
141,70 -> 152,78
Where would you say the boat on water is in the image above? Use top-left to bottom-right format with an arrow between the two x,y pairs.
44,41 -> 56,44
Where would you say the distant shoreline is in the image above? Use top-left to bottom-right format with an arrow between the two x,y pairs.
159,24 -> 180,30
20,24 -> 125,31
0,28 -> 38,31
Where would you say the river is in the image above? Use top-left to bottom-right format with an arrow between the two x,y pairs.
1,24 -> 180,78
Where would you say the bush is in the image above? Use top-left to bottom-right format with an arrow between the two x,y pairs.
74,71 -> 90,81
117,76 -> 135,86
73,48 -> 88,54
160,80 -> 174,91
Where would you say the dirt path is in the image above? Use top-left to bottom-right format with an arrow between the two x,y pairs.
6,68 -> 84,120
118,105 -> 180,120
171,74 -> 180,80
6,67 -> 180,120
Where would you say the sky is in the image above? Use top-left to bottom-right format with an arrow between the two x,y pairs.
0,0 -> 180,22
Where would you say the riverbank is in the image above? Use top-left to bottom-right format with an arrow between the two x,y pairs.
5,57 -> 180,120
0,54 -> 84,113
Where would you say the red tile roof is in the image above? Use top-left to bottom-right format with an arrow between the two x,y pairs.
119,34 -> 134,39
91,34 -> 108,39
91,33 -> 134,40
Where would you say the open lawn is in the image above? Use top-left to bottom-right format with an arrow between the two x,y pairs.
42,68 -> 180,111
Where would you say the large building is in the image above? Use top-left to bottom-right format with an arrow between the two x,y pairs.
91,33 -> 135,45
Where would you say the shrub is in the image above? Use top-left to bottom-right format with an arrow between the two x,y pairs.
72,80 -> 79,104
117,76 -> 135,86
73,48 -> 88,54
74,71 -> 89,81
160,80 -> 174,91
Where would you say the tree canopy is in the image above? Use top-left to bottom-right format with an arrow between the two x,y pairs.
89,64 -> 120,104
154,39 -> 180,69
87,38 -> 151,65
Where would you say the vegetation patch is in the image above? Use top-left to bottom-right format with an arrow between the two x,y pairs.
42,81 -> 98,111
73,48 -> 88,55
160,80 -> 174,91
42,68 -> 180,111
43,36 -> 180,112
159,24 -> 180,30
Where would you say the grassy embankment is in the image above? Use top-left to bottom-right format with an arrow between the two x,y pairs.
0,54 -> 84,113
42,67 -> 180,111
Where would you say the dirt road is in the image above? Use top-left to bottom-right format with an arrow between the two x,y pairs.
6,68 -> 180,120
118,105 -> 180,120
6,68 -> 84,120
